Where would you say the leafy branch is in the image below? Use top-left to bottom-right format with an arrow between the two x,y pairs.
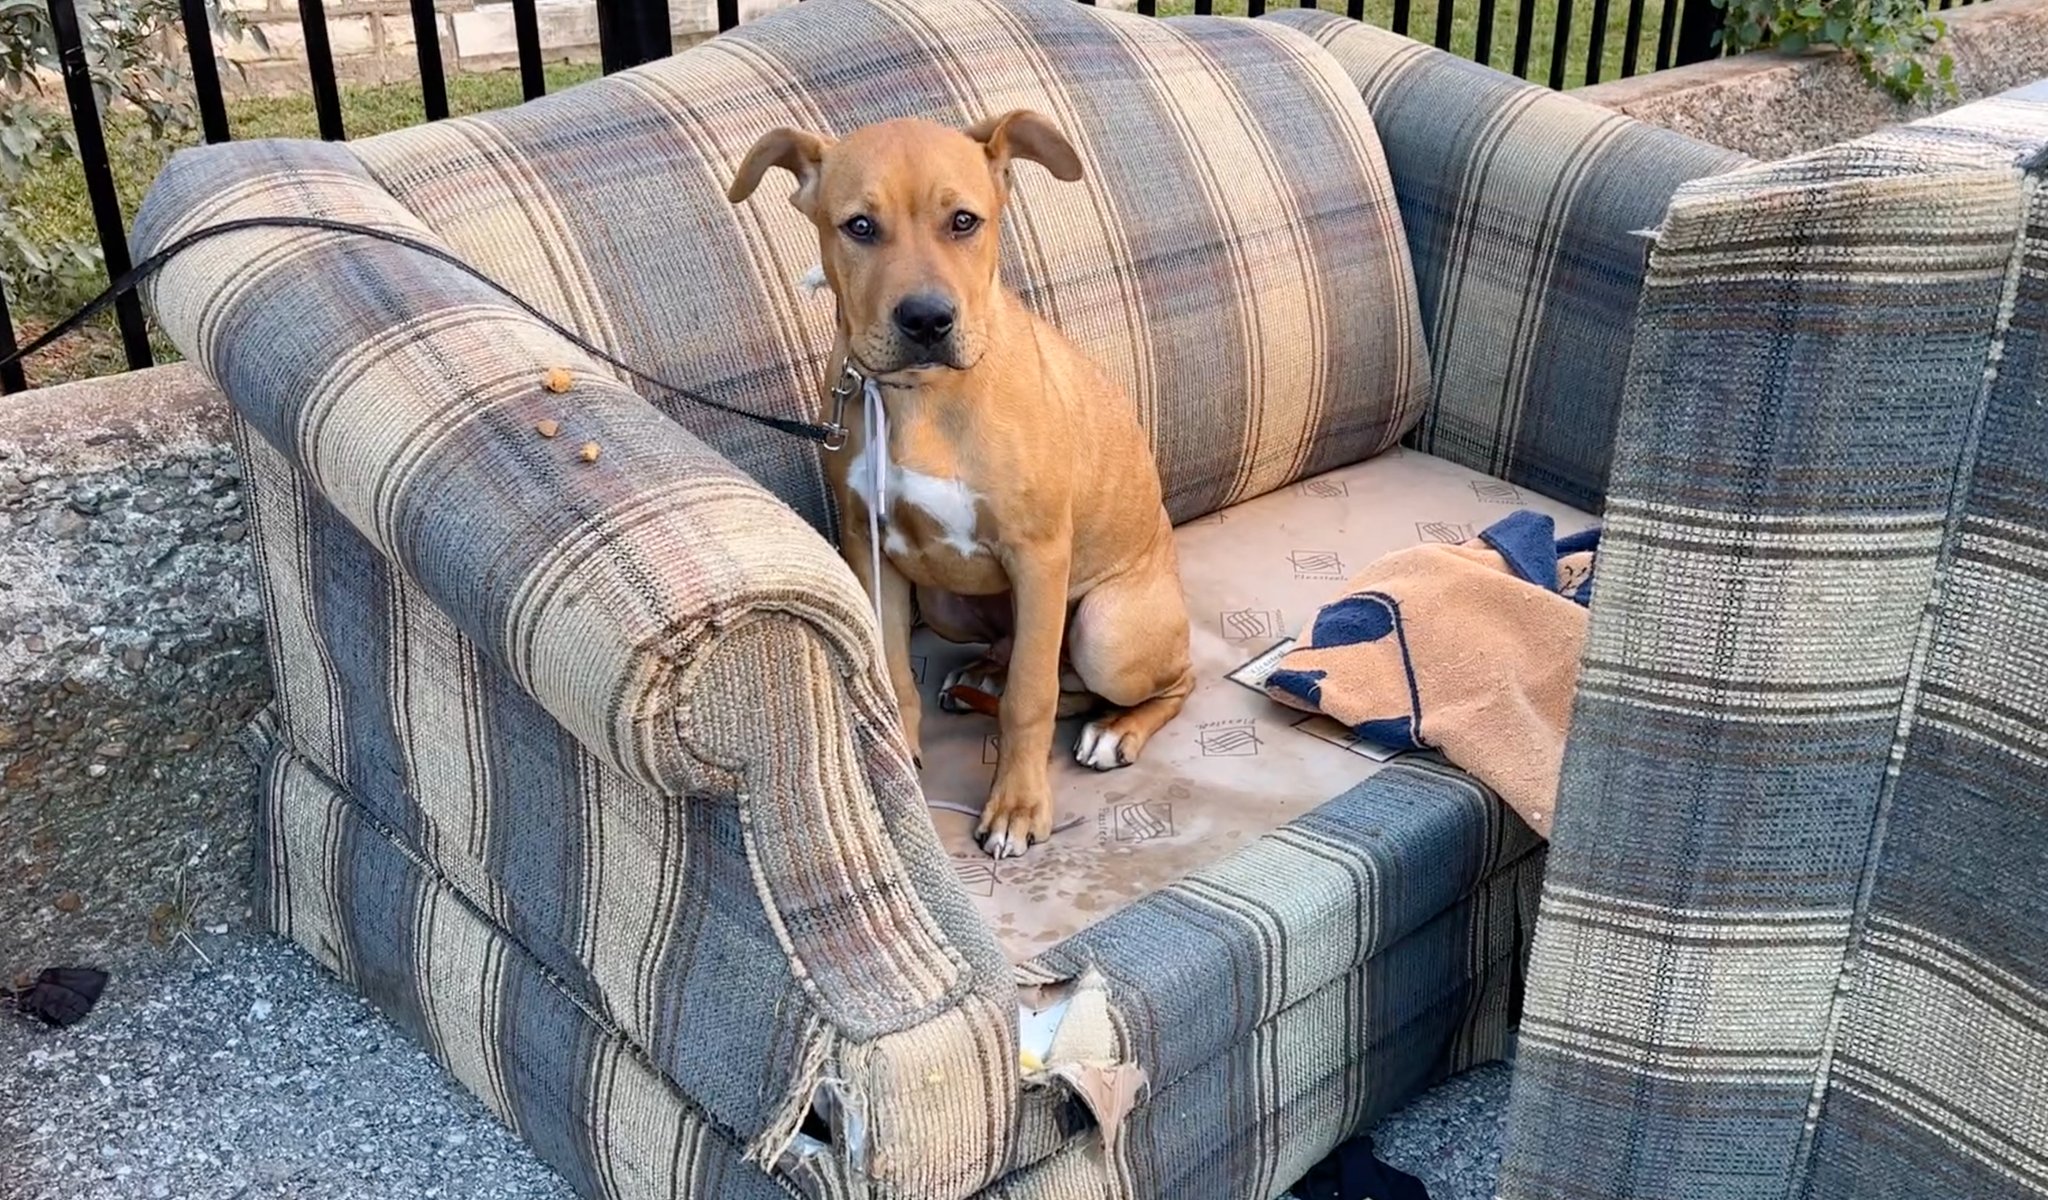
1,0 -> 257,307
1714,0 -> 1956,103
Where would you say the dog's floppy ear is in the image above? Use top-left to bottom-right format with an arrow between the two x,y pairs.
967,110 -> 1083,184
728,128 -> 834,212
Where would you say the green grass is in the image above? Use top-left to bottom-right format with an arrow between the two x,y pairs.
7,0 -> 1664,389
6,61 -> 602,389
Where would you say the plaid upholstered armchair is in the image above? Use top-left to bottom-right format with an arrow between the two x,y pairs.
134,0 -> 2048,1193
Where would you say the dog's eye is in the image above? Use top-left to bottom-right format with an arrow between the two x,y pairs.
950,211 -> 982,235
842,215 -> 878,242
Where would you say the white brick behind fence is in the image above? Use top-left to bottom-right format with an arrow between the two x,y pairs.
210,0 -> 1136,90
207,0 -> 802,89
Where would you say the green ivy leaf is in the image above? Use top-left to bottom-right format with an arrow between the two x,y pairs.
1778,30 -> 1807,52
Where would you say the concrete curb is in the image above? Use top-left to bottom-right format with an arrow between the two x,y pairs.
1,363 -> 266,974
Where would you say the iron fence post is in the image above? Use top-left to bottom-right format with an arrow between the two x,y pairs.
596,0 -> 670,70
178,0 -> 232,142
1672,0 -> 1722,64
513,0 -> 547,98
45,0 -> 154,372
296,0 -> 347,138
0,283 -> 25,395
409,0 -> 451,120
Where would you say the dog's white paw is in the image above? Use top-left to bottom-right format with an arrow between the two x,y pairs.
977,779 -> 1051,859
940,660 -> 1006,712
1074,721 -> 1132,772
981,825 -> 1031,859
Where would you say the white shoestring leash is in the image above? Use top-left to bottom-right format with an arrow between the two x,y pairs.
808,268 -> 895,630
863,375 -> 889,629
823,357 -> 891,629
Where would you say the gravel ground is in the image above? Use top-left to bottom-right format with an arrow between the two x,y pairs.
1368,1061 -> 1515,1200
0,937 -> 569,1200
1,934 -> 1510,1200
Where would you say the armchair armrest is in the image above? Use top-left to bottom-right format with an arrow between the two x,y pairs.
134,138 -> 1021,1198
1266,12 -> 1750,510
133,139 -> 860,795
1501,95 -> 2048,1199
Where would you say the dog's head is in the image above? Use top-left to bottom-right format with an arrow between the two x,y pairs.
728,113 -> 1082,375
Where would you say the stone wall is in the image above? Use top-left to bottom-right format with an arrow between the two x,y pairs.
1574,0 -> 2048,160
1,364 -> 265,972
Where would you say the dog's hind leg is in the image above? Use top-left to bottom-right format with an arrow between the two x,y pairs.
1073,684 -> 1191,771
1066,527 -> 1194,771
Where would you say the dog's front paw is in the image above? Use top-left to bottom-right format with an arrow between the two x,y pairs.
1074,720 -> 1134,772
976,777 -> 1052,859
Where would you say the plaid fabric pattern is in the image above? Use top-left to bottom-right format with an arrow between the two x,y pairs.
260,717 -> 1538,1200
1265,12 -> 1747,510
215,0 -> 1426,532
222,406 -> 1018,1196
1029,758 -> 1542,1198
129,2 -> 1463,1196
1500,93 -> 2048,1200
256,747 -> 805,1200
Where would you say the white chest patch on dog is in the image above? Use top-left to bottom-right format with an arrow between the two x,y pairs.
895,469 -> 985,557
847,442 -> 985,560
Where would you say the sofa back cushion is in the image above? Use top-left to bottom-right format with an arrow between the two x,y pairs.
1268,12 -> 1749,511
346,0 -> 1428,531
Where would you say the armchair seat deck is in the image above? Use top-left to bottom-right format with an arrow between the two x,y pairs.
917,449 -> 1592,961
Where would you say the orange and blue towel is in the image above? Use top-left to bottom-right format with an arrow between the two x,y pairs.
1264,511 -> 1599,837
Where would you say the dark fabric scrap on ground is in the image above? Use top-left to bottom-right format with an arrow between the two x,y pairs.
8,967 -> 111,1028
1296,1134 -> 1432,1200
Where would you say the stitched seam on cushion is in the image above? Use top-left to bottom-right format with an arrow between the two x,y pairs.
1788,166 -> 2035,1200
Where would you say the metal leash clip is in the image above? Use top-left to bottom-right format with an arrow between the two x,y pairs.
821,362 -> 862,452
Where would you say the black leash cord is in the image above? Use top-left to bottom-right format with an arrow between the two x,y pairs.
0,214 -> 842,447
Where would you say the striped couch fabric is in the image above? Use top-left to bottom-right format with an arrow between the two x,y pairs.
1498,91 -> 2048,1200
1266,11 -> 1749,511
129,2 -> 1552,1197
139,0 -> 2048,1195
269,0 -> 1426,536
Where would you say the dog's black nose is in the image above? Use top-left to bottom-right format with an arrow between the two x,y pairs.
893,294 -> 956,347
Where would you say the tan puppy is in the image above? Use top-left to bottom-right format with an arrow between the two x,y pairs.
730,113 -> 1193,858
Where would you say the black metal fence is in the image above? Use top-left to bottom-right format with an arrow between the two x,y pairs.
3,0 -> 1728,395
